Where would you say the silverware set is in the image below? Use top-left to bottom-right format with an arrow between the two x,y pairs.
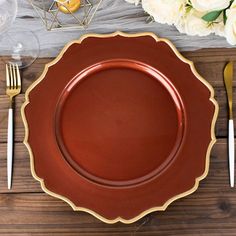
5,63 -> 21,189
224,61 -> 235,187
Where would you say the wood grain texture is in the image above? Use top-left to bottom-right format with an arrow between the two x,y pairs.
0,50 -> 236,142
0,0 -> 234,58
0,139 -> 232,192
0,139 -> 235,235
0,48 -> 236,235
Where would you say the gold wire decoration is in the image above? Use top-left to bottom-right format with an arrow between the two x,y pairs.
28,0 -> 103,31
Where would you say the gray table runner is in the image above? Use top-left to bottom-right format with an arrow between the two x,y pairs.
1,0 -> 235,57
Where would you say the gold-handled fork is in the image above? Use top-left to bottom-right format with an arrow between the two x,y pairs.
6,63 -> 21,189
223,61 -> 234,187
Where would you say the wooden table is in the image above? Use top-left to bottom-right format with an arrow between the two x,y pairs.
0,48 -> 235,235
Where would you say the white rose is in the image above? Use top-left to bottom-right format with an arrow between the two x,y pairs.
191,0 -> 230,12
225,2 -> 236,45
142,0 -> 186,25
176,9 -> 213,36
124,0 -> 140,6
214,22 -> 225,37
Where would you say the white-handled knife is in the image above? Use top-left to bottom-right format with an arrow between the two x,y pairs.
223,61 -> 235,187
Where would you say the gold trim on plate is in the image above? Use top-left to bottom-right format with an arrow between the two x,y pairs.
21,31 -> 219,224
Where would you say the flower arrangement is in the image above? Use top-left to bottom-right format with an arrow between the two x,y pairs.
125,0 -> 236,45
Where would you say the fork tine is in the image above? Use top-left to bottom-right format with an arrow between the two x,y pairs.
6,64 -> 10,88
9,64 -> 14,89
13,64 -> 17,89
16,64 -> 21,89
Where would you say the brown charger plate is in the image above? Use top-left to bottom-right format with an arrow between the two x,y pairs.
22,32 -> 218,224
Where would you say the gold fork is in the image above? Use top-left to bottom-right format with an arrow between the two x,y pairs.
6,63 -> 21,190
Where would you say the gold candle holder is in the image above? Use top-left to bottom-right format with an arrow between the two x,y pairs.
28,0 -> 103,31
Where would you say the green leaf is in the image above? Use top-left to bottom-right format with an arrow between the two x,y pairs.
202,10 -> 222,22
223,10 -> 227,25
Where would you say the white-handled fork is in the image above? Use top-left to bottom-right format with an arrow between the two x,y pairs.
6,63 -> 21,189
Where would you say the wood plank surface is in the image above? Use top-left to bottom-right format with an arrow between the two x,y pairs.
0,48 -> 236,235
0,139 -> 231,193
0,50 -> 236,142
0,139 -> 235,235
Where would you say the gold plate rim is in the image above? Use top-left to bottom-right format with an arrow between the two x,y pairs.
21,31 -> 219,224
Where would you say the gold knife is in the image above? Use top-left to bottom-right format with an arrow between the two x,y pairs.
223,61 -> 234,187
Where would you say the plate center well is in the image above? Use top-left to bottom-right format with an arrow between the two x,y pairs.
55,59 -> 185,187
